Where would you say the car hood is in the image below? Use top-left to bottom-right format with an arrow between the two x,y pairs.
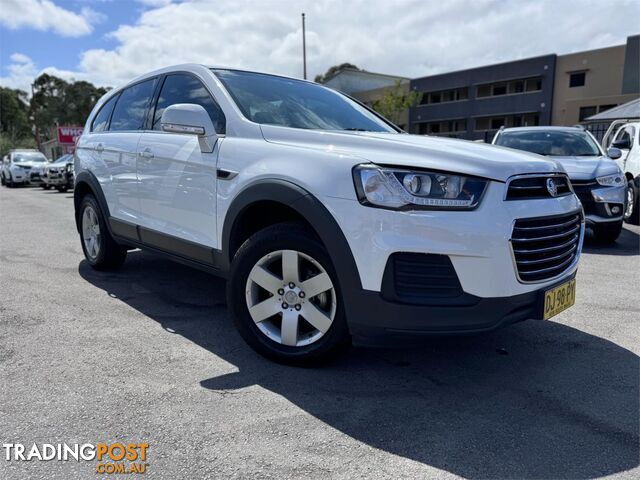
547,156 -> 619,180
260,125 -> 564,182
14,161 -> 46,168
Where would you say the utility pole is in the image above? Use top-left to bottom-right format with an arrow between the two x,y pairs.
301,13 -> 307,79
30,82 -> 42,151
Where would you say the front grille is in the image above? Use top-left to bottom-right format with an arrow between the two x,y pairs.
506,174 -> 572,200
382,253 -> 463,303
511,211 -> 582,282
570,179 -> 597,209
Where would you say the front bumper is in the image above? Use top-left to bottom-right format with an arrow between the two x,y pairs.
348,272 -> 576,346
321,181 -> 583,342
572,182 -> 625,225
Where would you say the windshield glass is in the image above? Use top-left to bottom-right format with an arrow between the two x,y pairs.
53,154 -> 72,165
213,69 -> 397,133
13,152 -> 47,163
495,130 -> 601,157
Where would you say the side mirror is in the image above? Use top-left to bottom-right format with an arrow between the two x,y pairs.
611,138 -> 631,150
161,103 -> 218,153
607,147 -> 622,160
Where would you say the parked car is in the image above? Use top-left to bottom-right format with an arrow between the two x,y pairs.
493,126 -> 626,243
1,149 -> 48,187
606,121 -> 640,225
43,154 -> 74,192
75,65 -> 584,364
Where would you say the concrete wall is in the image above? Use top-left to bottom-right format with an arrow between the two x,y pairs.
409,55 -> 556,141
552,38 -> 640,126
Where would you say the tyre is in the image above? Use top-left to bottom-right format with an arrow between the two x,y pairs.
57,186 -> 68,193
42,184 -> 51,190
0,175 -> 4,186
624,179 -> 639,225
227,222 -> 350,365
7,175 -> 14,188
79,194 -> 127,270
592,220 -> 623,244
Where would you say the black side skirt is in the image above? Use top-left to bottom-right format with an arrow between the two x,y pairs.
109,217 -> 227,277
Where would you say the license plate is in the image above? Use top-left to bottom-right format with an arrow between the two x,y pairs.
543,278 -> 576,320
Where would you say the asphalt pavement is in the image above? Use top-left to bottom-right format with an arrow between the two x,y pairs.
1,184 -> 639,479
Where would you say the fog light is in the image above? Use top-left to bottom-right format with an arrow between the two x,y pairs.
611,206 -> 621,215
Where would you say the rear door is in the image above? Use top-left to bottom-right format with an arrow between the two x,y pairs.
102,77 -> 158,222
136,72 -> 226,248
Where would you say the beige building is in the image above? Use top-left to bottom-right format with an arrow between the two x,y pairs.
552,36 -> 640,125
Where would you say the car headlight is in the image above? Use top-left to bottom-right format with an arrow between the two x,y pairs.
596,173 -> 625,187
353,164 -> 488,210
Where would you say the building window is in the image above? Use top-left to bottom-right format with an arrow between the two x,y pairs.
476,77 -> 542,98
569,72 -> 586,88
419,87 -> 469,105
598,104 -> 616,113
579,105 -> 597,121
474,113 -> 539,131
417,119 -> 467,136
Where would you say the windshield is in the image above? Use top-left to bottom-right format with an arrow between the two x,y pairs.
495,130 -> 601,157
53,154 -> 72,165
213,69 -> 397,133
13,152 -> 47,163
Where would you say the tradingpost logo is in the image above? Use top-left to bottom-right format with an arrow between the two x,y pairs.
3,442 -> 149,474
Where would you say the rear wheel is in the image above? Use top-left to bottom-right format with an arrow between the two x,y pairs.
227,222 -> 350,365
79,194 -> 127,270
624,179 -> 639,225
592,220 -> 623,244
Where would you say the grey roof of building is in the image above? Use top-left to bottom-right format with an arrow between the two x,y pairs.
585,98 -> 640,121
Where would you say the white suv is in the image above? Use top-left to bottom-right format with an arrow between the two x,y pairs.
607,121 -> 640,224
1,149 -> 48,187
74,64 -> 584,364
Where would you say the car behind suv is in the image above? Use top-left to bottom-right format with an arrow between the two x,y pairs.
606,121 -> 640,225
493,126 -> 626,243
1,149 -> 48,187
43,154 -> 75,192
74,64 -> 584,364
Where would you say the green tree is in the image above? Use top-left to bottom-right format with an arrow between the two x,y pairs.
314,63 -> 360,84
371,80 -> 422,126
0,87 -> 34,154
30,73 -> 108,142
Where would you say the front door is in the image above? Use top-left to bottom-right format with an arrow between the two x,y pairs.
136,73 -> 226,249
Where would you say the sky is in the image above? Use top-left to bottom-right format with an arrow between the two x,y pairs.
1,0 -> 639,93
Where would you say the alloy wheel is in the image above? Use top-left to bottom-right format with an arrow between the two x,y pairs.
625,185 -> 634,219
245,249 -> 336,347
82,206 -> 101,260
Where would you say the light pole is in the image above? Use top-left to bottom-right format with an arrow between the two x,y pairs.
301,13 -> 307,80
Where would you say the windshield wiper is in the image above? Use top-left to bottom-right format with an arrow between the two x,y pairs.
343,128 -> 370,132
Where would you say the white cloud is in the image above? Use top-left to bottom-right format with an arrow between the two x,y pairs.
0,53 -> 37,92
0,0 -> 102,37
1,0 -> 639,91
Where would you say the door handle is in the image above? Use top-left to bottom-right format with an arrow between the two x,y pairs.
139,149 -> 154,159
96,143 -> 104,152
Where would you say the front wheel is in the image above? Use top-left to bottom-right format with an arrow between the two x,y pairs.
624,179 -> 639,225
592,220 -> 623,244
57,186 -> 68,193
0,175 -> 4,186
79,194 -> 127,270
227,222 -> 350,365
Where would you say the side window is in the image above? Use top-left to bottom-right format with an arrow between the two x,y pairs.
153,74 -> 226,134
91,94 -> 119,132
110,78 -> 158,131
